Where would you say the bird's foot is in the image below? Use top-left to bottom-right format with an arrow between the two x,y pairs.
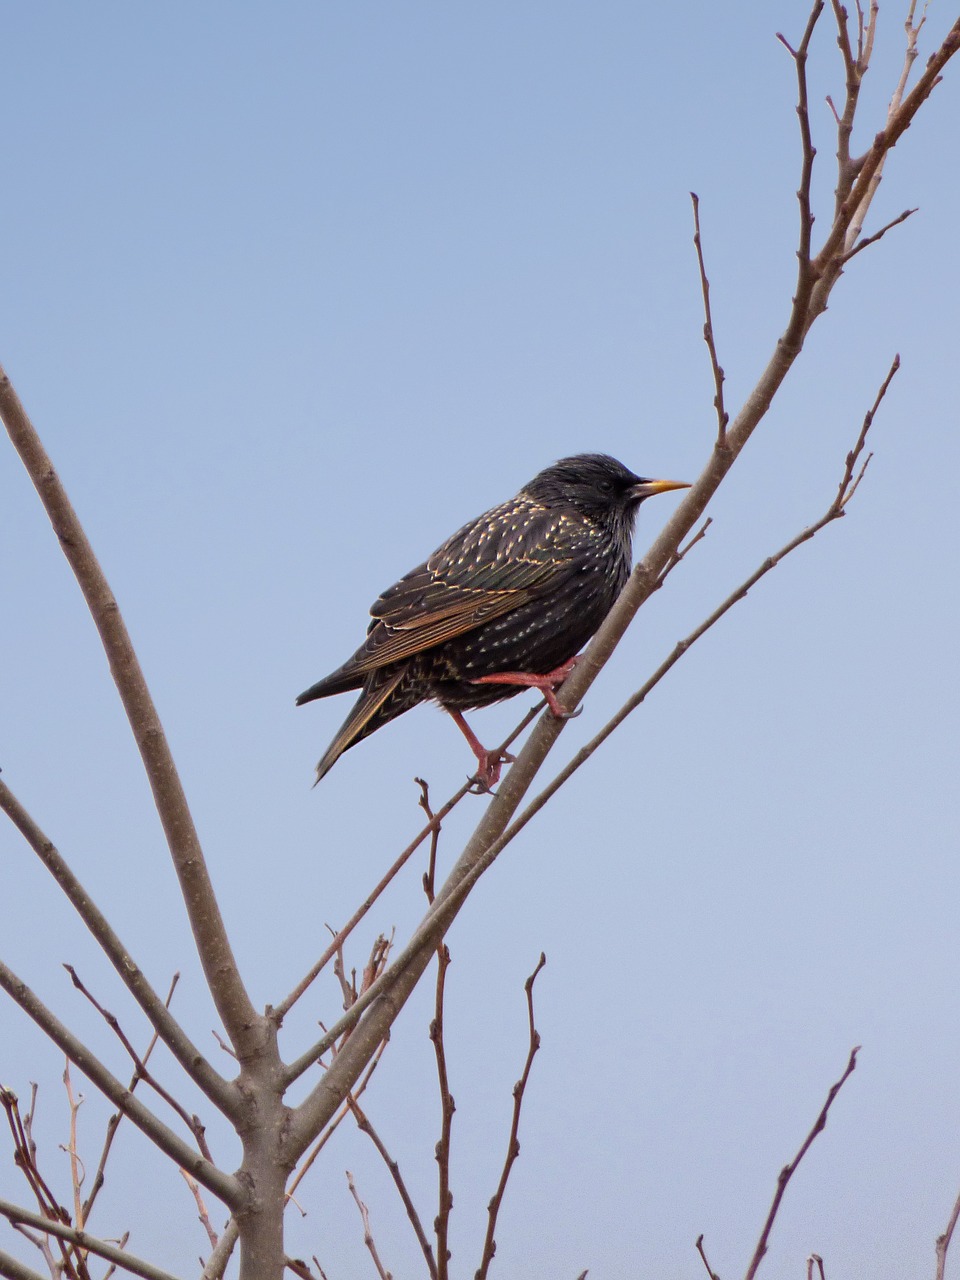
448,708 -> 516,794
467,747 -> 517,795
469,655 -> 583,719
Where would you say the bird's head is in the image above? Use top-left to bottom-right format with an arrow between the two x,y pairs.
524,453 -> 690,529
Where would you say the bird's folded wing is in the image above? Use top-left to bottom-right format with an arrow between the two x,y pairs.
348,506 -> 587,673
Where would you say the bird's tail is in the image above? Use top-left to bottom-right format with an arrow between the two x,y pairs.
313,667 -> 407,783
296,662 -> 365,705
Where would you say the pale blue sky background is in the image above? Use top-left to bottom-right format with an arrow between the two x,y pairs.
2,4 -> 959,1277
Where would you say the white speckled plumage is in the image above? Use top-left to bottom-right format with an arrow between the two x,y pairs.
297,454 -> 688,781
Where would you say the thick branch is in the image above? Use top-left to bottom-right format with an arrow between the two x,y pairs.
0,363 -> 257,1050
0,960 -> 243,1211
0,777 -> 237,1118
0,1250 -> 46,1280
0,1199 -> 178,1280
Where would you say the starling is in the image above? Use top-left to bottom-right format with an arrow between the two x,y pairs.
297,453 -> 689,788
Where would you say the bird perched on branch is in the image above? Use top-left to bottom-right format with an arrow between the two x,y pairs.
297,453 -> 689,789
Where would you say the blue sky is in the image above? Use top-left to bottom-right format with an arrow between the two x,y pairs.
2,4 -> 959,1277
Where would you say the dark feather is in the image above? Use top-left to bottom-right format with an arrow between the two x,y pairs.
298,453 -> 688,781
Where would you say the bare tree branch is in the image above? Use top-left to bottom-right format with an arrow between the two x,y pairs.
286,1040 -> 388,1205
0,778 -> 236,1117
0,1198 -> 178,1280
200,1218 -> 240,1280
287,21 -> 960,1131
345,1172 -> 392,1280
63,965 -> 214,1161
348,1099 -> 438,1280
273,709 -> 541,1031
284,345 -> 898,1147
0,960 -> 242,1210
0,363 -> 257,1051
696,1234 -> 722,1280
430,942 -> 454,1280
743,1047 -> 859,1280
82,973 -> 179,1222
935,1186 -> 960,1280
690,193 -> 729,446
0,1249 -> 48,1280
475,953 -> 546,1280
840,207 -> 917,262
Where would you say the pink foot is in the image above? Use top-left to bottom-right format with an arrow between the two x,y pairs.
448,709 -> 516,792
469,655 -> 583,718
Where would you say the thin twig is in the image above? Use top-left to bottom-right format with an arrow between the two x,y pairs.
431,943 -> 455,1280
743,1047 -> 859,1280
348,1098 -> 438,1280
696,1234 -> 722,1280
60,1063 -> 85,1236
475,954 -> 547,1280
82,973 -> 179,1222
485,354 -> 898,860
777,1 -> 824,331
935,1187 -> 960,1280
286,1040 -> 388,1204
840,208 -> 917,262
63,965 -> 213,1161
285,15 -> 960,1160
807,1255 -> 826,1280
179,1170 -> 219,1251
690,193 -> 729,446
274,710 -> 540,1033
0,959 -> 241,1209
345,1172 -> 393,1280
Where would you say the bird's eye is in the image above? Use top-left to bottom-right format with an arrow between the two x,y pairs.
598,478 -> 614,494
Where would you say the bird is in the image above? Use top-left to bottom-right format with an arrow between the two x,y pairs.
297,453 -> 689,789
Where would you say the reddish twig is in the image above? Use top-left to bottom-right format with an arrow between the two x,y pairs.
743,1047 -> 859,1280
936,1187 -> 960,1280
286,1039 -> 388,1205
179,1170 -> 219,1251
345,1171 -> 393,1280
475,954 -> 547,1280
348,1098 -> 438,1280
776,1 -> 824,345
690,193 -> 729,446
807,1255 -> 826,1280
274,709 -> 540,1035
62,965 -> 213,1162
82,972 -> 179,1222
695,1234 -> 721,1280
431,942 -> 455,1280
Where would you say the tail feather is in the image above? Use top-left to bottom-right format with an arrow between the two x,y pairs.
296,662 -> 366,705
313,667 -> 408,783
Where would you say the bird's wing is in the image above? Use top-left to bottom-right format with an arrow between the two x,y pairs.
348,502 -> 592,674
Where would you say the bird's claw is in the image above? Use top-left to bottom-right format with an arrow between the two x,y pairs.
550,703 -> 583,721
467,748 -> 515,795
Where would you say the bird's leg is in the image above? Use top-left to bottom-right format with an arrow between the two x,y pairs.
447,709 -> 516,792
468,655 -> 583,719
